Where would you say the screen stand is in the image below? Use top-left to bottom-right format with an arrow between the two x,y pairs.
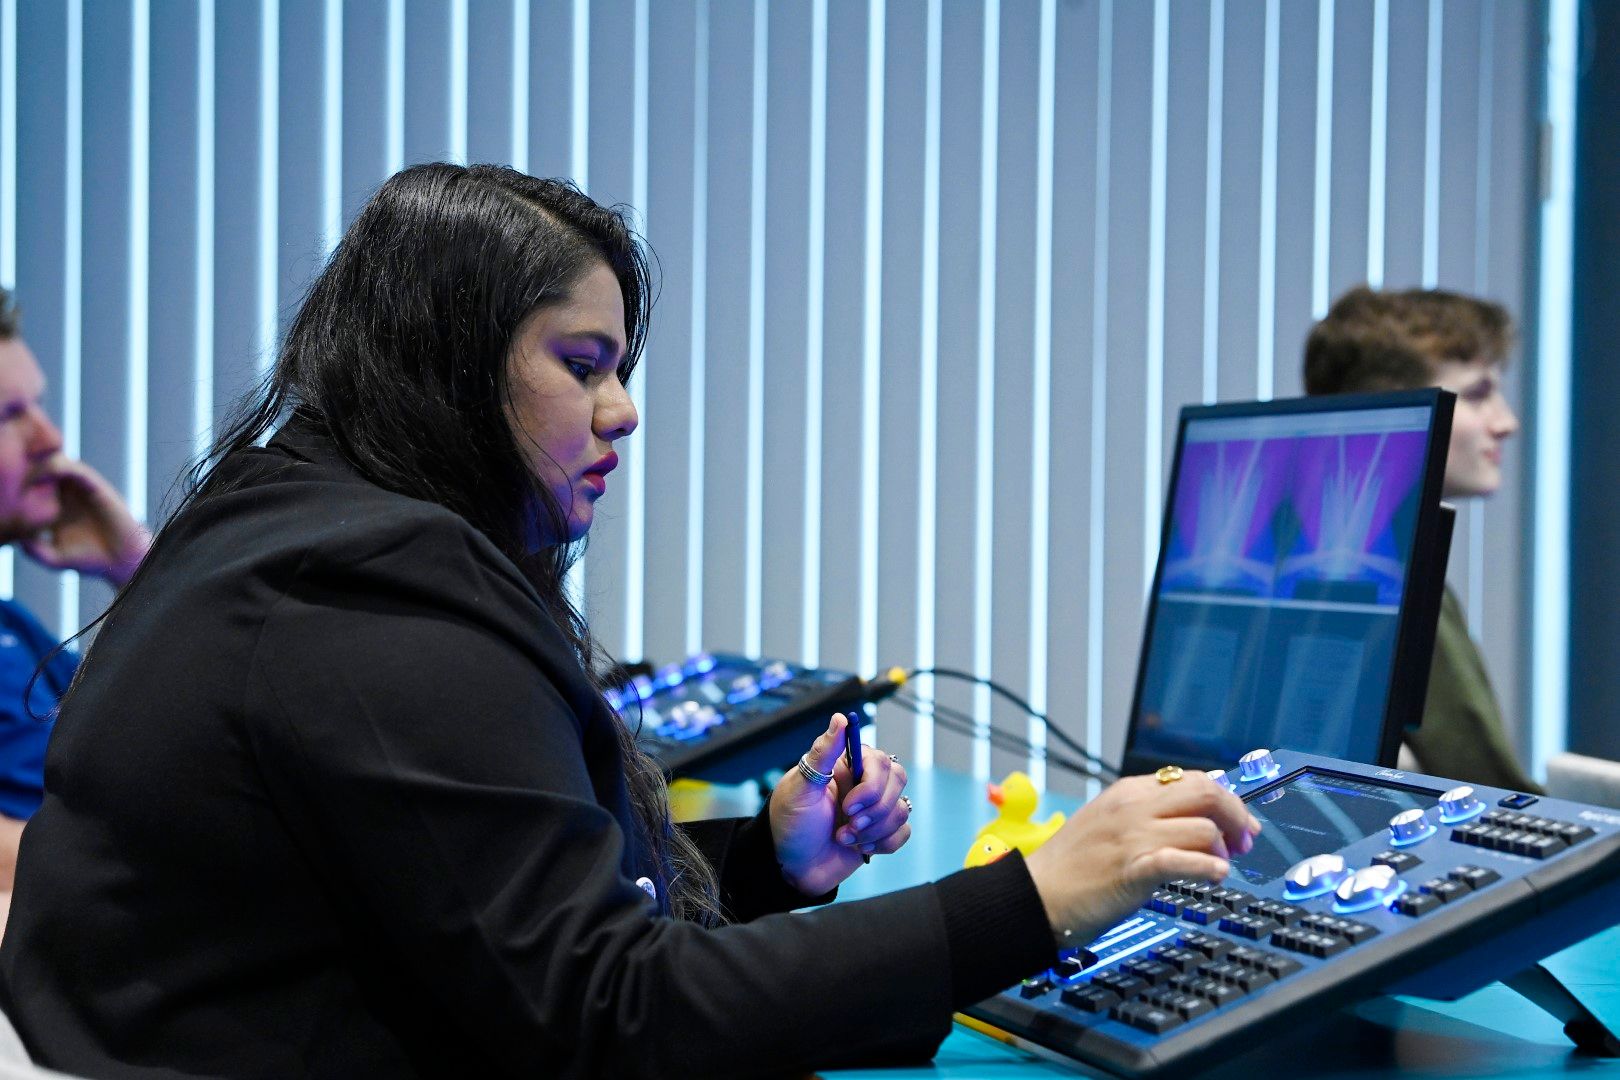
1502,963 -> 1620,1056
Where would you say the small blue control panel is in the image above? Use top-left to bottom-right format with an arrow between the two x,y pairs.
618,653 -> 868,782
962,749 -> 1620,1077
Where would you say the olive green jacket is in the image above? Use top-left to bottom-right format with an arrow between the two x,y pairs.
1406,587 -> 1542,795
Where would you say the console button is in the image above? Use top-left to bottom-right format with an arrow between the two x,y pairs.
1439,785 -> 1486,823
1172,975 -> 1244,1008
1145,990 -> 1214,1022
1201,960 -> 1275,992
1018,976 -> 1052,998
1334,865 -> 1403,913
1239,748 -> 1280,783
1283,853 -> 1351,900
1219,914 -> 1280,940
1372,850 -> 1423,873
1449,865 -> 1501,890
1498,793 -> 1540,810
1111,1000 -> 1185,1034
1146,889 -> 1184,916
1120,959 -> 1176,987
1392,892 -> 1442,917
1060,984 -> 1118,1013
1148,946 -> 1206,974
1177,931 -> 1232,960
1246,899 -> 1305,926
1418,877 -> 1470,903
1089,971 -> 1148,999
1546,821 -> 1597,845
1181,901 -> 1231,925
1525,834 -> 1570,859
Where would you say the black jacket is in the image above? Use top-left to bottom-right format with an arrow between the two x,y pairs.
0,420 -> 1054,1078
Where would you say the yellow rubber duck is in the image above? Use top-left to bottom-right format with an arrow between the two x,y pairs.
972,771 -> 1066,856
963,834 -> 1013,868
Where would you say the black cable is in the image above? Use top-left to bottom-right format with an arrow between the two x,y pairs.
903,666 -> 1118,776
889,692 -> 1115,785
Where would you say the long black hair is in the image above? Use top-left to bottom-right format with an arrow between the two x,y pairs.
176,163 -> 721,922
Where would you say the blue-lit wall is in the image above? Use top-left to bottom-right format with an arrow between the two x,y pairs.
0,0 -> 1545,789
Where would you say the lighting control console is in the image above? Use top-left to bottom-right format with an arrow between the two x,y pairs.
961,748 -> 1620,1076
615,653 -> 871,783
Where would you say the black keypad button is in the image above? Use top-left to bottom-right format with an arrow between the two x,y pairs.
1110,1000 -> 1185,1034
1146,889 -> 1184,916
1090,971 -> 1148,999
1181,901 -> 1231,925
1210,887 -> 1256,909
1019,977 -> 1052,998
1372,849 -> 1422,873
1226,945 -> 1265,968
1175,975 -> 1244,1008
1145,989 -> 1214,1022
1392,892 -> 1442,917
1060,984 -> 1119,1013
1548,821 -> 1596,845
1449,865 -> 1501,890
1419,877 -> 1470,903
1218,914 -> 1279,940
1526,835 -> 1569,859
1149,946 -> 1206,974
1052,953 -> 1093,983
1251,951 -> 1303,979
1120,959 -> 1176,987
1450,824 -> 1484,846
1177,931 -> 1232,960
1165,878 -> 1202,896
1246,899 -> 1305,926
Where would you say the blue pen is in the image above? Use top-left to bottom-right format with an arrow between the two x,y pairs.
843,709 -> 864,784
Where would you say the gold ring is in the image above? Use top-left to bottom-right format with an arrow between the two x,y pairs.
1155,765 -> 1185,785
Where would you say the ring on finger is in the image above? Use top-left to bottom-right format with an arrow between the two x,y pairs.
888,752 -> 900,765
797,755 -> 834,787
901,795 -> 914,813
1155,764 -> 1184,785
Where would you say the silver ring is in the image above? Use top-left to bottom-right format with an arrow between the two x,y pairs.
888,753 -> 901,765
797,755 -> 834,787
901,795 -> 913,813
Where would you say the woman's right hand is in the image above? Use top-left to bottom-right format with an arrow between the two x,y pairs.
1022,772 -> 1259,948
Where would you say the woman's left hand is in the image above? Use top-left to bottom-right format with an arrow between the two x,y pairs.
769,712 -> 912,896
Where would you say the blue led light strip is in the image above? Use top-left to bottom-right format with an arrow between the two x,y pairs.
858,0 -> 884,680
1311,0 -> 1334,319
623,0 -> 649,662
448,0 -> 466,164
1085,0 -> 1112,799
802,0 -> 827,668
61,0 -> 83,634
1027,0 -> 1056,790
743,0 -> 767,657
1200,0 -> 1224,406
322,0 -> 341,255
1143,0 -> 1168,595
128,0 -> 150,524
684,0 -> 709,656
1532,0 -> 1576,778
510,0 -> 528,172
0,0 -> 14,595
258,0 -> 278,379
1256,0 -> 1278,401
913,0 -> 941,768
1366,0 -> 1388,289
971,0 -> 999,780
385,0 -> 402,173
1420,0 -> 1442,288
194,0 -> 215,460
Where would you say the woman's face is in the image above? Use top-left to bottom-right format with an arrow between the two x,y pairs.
1433,359 -> 1518,500
505,261 -> 638,543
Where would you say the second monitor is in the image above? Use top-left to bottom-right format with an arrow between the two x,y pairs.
1121,390 -> 1455,777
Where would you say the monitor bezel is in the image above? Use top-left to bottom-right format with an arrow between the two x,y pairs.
1119,388 -> 1456,778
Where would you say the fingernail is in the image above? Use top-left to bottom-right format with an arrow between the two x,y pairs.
847,802 -> 867,816
852,814 -> 871,830
1240,832 -> 1254,854
1212,860 -> 1230,880
859,843 -> 876,854
839,829 -> 856,845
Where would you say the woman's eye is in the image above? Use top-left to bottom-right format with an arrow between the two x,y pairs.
565,360 -> 594,382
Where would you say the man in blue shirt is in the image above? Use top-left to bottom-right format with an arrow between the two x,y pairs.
0,289 -> 149,935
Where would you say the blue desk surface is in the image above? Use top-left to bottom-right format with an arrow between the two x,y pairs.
675,767 -> 1620,1078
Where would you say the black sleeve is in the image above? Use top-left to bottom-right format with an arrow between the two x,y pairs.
679,805 -> 838,923
245,513 -> 1054,1079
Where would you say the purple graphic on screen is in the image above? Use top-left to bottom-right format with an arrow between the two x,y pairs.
1162,440 -> 1293,595
1159,428 -> 1427,606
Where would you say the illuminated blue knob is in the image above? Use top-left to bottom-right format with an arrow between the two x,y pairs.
1239,749 -> 1280,783
1438,785 -> 1485,823
1388,808 -> 1435,846
1207,769 -> 1235,792
1334,864 -> 1405,913
1283,853 -> 1350,900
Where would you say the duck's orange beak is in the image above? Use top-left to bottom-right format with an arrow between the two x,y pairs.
987,783 -> 1004,807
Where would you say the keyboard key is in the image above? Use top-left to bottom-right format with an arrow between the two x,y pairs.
1526,834 -> 1569,859
1146,889 -> 1184,916
1181,901 -> 1231,925
1090,971 -> 1148,999
1372,849 -> 1422,873
1449,865 -> 1501,890
1060,984 -> 1119,1013
1174,975 -> 1244,1008
1392,892 -> 1442,917
1177,931 -> 1233,960
1250,951 -> 1304,979
1110,1000 -> 1185,1034
1120,959 -> 1176,987
1019,977 -> 1052,998
1419,877 -> 1470,904
1210,887 -> 1256,909
1145,989 -> 1214,1022
1149,946 -> 1206,974
1246,899 -> 1305,926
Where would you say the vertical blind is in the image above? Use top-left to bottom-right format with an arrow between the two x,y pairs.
0,0 -> 1542,791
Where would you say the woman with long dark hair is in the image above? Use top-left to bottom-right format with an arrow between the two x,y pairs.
0,164 -> 1255,1078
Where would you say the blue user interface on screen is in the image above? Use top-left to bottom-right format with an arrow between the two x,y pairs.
1132,405 -> 1434,769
